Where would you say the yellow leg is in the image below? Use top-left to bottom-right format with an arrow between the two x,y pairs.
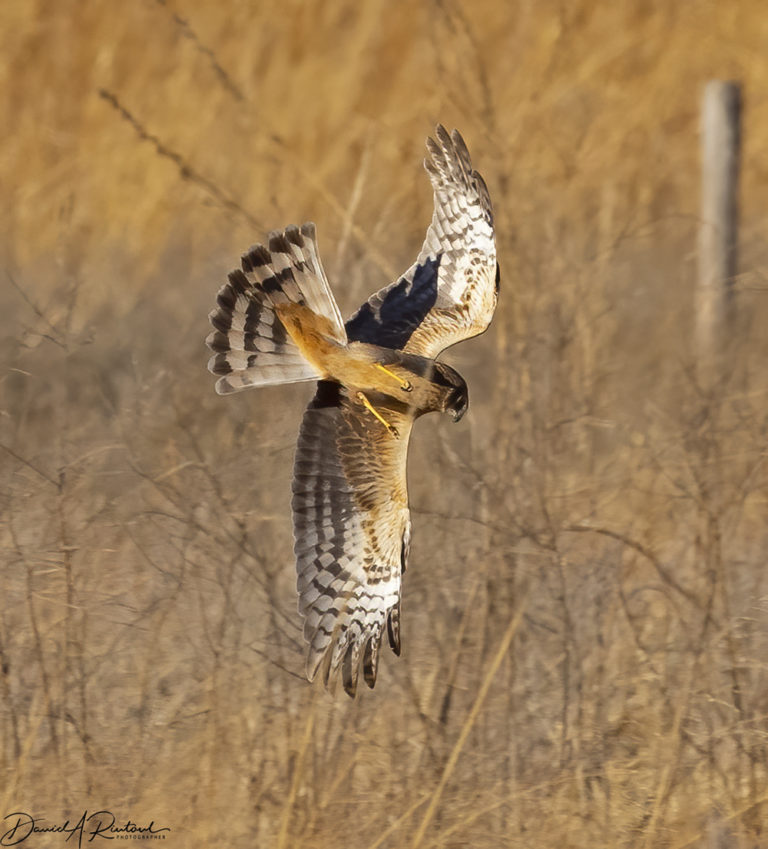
375,363 -> 412,392
356,392 -> 399,438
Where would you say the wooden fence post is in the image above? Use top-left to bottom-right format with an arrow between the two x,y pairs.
697,80 -> 741,382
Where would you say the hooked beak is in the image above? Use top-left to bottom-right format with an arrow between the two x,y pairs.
452,401 -> 467,423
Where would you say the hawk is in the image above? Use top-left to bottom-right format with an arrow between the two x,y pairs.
207,126 -> 498,696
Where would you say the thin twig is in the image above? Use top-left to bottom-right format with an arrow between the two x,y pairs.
98,89 -> 262,229
6,271 -> 66,348
276,695 -> 317,849
153,0 -> 244,102
410,591 -> 529,849
0,442 -> 58,489
564,523 -> 700,605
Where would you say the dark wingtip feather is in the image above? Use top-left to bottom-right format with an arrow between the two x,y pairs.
387,602 -> 401,656
363,636 -> 379,689
305,646 -> 325,683
321,648 -> 333,688
450,129 -> 473,175
342,645 -> 360,698
474,172 -> 493,222
435,123 -> 451,147
426,135 -> 442,162
450,127 -> 467,151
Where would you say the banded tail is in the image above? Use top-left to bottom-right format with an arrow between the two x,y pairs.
207,223 -> 346,394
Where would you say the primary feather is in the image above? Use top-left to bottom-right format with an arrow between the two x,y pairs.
292,381 -> 412,696
345,126 -> 498,358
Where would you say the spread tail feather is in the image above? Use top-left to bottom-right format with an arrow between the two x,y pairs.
207,223 -> 345,394
207,268 -> 319,394
241,223 -> 346,344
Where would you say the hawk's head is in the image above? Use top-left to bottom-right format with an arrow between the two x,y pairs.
432,362 -> 469,422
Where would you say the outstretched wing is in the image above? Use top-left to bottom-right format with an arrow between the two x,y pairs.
292,381 -> 413,697
345,125 -> 498,358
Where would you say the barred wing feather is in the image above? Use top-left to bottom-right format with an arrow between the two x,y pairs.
345,125 -> 498,358
292,381 -> 412,697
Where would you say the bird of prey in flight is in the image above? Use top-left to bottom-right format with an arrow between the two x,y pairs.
207,126 -> 498,696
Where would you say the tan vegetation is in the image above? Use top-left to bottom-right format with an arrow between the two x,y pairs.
2,0 -> 768,846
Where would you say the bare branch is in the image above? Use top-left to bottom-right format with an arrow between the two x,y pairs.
98,88 -> 262,229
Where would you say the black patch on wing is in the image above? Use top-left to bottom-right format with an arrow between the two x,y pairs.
311,379 -> 344,409
345,256 -> 441,349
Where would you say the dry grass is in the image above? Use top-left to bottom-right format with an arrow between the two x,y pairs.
2,0 -> 768,846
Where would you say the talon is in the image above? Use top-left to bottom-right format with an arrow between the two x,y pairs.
356,391 -> 399,438
375,363 -> 412,393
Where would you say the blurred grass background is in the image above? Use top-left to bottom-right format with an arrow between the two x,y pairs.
2,0 -> 768,846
